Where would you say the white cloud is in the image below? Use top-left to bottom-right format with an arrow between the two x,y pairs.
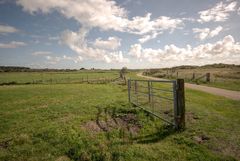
138,32 -> 161,43
94,37 -> 121,50
45,55 -> 83,64
0,25 -> 18,34
193,26 -> 223,40
129,44 -> 142,58
62,55 -> 83,63
128,13 -> 183,43
198,1 -> 237,23
238,7 -> 240,15
128,35 -> 240,66
32,51 -> 52,56
210,26 -> 223,37
48,36 -> 59,41
16,0 -> 128,31
16,0 -> 183,37
0,41 -> 26,48
60,27 -> 129,63
127,13 -> 183,35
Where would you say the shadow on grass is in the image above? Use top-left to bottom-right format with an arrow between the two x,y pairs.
133,124 -> 176,144
94,104 -> 178,145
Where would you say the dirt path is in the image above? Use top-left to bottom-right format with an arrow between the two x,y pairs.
137,73 -> 240,100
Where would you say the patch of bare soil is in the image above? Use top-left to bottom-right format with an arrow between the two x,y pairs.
186,112 -> 199,123
163,109 -> 174,117
193,134 -> 210,144
55,155 -> 70,161
0,139 -> 12,149
83,121 -> 102,133
82,108 -> 142,136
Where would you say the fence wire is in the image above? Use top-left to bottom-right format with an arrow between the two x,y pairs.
128,79 -> 177,125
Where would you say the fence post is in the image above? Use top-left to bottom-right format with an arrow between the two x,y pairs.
206,73 -> 210,82
150,81 -> 154,114
148,81 -> 151,103
134,80 -> 138,104
174,79 -> 185,130
134,80 -> 137,94
128,79 -> 131,102
192,73 -> 195,80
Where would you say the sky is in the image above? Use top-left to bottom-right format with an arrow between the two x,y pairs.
0,0 -> 240,69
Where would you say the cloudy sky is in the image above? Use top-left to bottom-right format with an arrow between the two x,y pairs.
0,0 -> 240,69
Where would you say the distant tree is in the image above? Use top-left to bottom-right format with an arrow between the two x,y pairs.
80,68 -> 85,70
120,67 -> 127,74
120,67 -> 127,81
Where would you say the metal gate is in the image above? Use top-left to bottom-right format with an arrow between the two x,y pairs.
128,79 -> 185,129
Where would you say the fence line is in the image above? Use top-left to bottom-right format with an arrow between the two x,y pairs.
0,76 -> 120,86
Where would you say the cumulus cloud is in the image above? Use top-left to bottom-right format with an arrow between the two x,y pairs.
128,35 -> 240,66
17,0 -> 127,31
60,27 -> 129,63
16,0 -> 183,38
128,13 -> 183,43
193,26 -> 223,40
0,41 -> 26,48
0,25 -> 18,34
45,55 -> 83,64
48,36 -> 59,41
198,1 -> 237,23
32,51 -> 83,64
129,44 -> 142,58
127,13 -> 183,35
63,55 -> 83,63
32,51 -> 52,56
138,32 -> 161,44
94,37 -> 121,50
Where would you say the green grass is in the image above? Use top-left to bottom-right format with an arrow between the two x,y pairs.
204,80 -> 240,91
0,72 -> 240,161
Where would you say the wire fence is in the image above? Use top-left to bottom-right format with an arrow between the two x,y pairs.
0,76 -> 119,86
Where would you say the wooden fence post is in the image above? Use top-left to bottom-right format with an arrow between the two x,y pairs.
134,80 -> 137,94
206,73 -> 210,82
192,73 -> 195,80
134,80 -> 138,104
175,79 -> 185,130
128,79 -> 131,102
148,81 -> 151,103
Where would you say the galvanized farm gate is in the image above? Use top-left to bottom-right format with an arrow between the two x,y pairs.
128,79 -> 185,129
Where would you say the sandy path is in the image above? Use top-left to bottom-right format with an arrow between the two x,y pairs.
137,73 -> 240,100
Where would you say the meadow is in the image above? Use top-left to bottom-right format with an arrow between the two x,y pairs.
144,64 -> 240,91
0,70 -> 240,161
0,70 -> 119,85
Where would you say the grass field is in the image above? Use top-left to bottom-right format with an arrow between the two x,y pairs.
0,71 -> 240,161
0,70 -> 119,85
144,65 -> 240,91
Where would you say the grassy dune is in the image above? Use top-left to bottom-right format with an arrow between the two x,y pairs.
144,64 -> 240,91
0,71 -> 239,161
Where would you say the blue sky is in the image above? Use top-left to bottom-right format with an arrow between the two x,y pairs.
0,0 -> 240,69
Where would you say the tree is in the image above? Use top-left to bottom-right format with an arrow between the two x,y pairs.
120,67 -> 127,84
